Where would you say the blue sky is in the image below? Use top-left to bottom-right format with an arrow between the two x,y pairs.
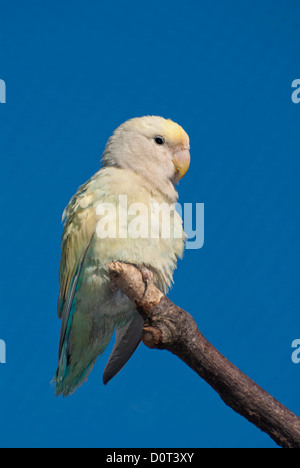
0,0 -> 300,448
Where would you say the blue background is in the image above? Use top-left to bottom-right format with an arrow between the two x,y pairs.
0,0 -> 299,448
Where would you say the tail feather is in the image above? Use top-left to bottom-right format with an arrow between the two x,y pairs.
54,358 -> 97,397
103,313 -> 144,385
54,329 -> 114,397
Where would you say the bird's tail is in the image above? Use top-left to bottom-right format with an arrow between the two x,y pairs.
53,332 -> 113,397
53,358 -> 96,397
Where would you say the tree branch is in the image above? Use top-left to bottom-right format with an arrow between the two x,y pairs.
107,261 -> 300,449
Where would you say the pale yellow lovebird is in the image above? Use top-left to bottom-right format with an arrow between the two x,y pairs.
54,116 -> 190,396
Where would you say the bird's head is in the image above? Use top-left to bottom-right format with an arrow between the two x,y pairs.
102,116 -> 190,200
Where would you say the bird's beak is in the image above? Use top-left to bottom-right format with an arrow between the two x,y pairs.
173,146 -> 190,180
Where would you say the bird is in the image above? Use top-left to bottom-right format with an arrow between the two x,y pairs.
54,116 -> 190,396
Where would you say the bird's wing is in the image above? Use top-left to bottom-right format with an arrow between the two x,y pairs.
56,181 -> 98,355
57,178 -> 98,319
103,312 -> 144,385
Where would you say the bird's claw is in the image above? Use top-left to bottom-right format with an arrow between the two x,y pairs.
140,267 -> 153,285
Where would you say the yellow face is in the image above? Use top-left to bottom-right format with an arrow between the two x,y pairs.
162,119 -> 190,180
162,118 -> 190,149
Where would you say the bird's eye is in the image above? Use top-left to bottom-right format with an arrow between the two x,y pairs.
154,136 -> 165,145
